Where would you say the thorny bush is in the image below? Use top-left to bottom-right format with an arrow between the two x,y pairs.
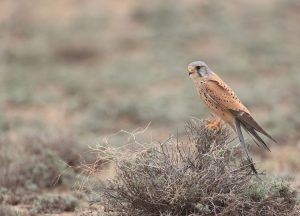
97,119 -> 299,216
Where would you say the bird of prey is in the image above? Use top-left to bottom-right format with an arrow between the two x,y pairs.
187,60 -> 277,174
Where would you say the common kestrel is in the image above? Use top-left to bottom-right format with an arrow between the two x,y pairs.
187,60 -> 277,174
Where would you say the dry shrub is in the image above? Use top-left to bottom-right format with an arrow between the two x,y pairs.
31,194 -> 78,214
0,205 -> 20,216
98,119 -> 299,216
0,132 -> 97,190
22,133 -> 98,169
1,151 -> 66,189
0,189 -> 37,206
0,137 -> 70,190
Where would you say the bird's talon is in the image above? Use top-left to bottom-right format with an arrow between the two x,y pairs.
206,119 -> 221,130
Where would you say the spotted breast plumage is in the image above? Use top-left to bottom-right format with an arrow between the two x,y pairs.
187,60 -> 277,174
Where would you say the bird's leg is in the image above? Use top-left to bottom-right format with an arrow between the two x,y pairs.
206,116 -> 221,130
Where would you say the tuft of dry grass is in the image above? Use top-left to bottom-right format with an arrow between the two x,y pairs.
95,119 -> 299,216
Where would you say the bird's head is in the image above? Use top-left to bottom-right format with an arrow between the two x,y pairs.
187,61 -> 213,79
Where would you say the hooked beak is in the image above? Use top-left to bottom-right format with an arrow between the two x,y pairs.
188,65 -> 194,77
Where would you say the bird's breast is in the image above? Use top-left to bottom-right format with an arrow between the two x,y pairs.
195,80 -> 235,124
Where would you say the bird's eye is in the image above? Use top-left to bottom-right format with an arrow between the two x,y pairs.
195,66 -> 202,70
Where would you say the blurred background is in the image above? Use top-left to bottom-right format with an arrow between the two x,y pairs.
0,0 -> 300,214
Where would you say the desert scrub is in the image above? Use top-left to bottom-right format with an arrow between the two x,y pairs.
96,119 -> 299,216
0,147 -> 72,190
0,205 -> 26,216
31,194 -> 78,214
0,134 -> 83,190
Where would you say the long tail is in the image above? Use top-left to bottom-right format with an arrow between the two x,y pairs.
235,120 -> 258,174
230,110 -> 277,151
230,109 -> 278,175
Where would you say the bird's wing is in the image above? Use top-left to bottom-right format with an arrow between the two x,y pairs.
205,78 -> 248,112
205,77 -> 277,148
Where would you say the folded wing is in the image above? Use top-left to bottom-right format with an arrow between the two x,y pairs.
205,77 -> 277,174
